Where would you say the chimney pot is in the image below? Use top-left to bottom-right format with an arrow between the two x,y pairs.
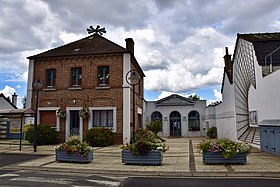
223,47 -> 233,84
12,93 -> 17,107
125,38 -> 134,55
225,47 -> 229,55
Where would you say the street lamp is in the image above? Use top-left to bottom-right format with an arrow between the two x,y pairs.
126,70 -> 141,143
32,77 -> 44,152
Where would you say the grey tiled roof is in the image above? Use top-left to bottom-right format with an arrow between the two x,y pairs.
238,32 -> 280,66
27,34 -> 128,59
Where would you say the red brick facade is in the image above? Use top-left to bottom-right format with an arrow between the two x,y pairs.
27,34 -> 144,143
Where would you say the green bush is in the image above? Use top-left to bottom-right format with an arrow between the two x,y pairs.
121,128 -> 167,156
85,127 -> 114,147
25,124 -> 58,145
206,127 -> 217,138
146,120 -> 162,135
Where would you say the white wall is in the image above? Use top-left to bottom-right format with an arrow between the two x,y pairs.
146,100 -> 206,137
204,106 -> 216,129
215,74 -> 237,141
249,56 -> 280,123
26,60 -> 34,109
122,53 -> 131,144
0,97 -> 15,109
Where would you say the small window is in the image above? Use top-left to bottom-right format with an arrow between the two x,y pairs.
98,66 -> 109,86
92,110 -> 113,128
71,67 -> 82,86
46,69 -> 56,87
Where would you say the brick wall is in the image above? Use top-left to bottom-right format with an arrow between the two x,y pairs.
31,53 -> 144,144
32,54 -> 125,141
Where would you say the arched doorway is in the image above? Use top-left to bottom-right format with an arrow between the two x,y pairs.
170,111 -> 181,136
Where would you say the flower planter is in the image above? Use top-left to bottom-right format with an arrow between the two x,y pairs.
122,150 -> 163,165
55,149 -> 93,163
202,151 -> 247,164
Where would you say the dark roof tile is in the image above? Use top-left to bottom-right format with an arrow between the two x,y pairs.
27,34 -> 128,59
237,32 -> 280,66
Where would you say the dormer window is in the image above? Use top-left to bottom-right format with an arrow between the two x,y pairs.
98,66 -> 109,86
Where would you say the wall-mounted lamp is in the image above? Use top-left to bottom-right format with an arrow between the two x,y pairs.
73,100 -> 76,104
183,116 -> 187,121
164,117 -> 168,121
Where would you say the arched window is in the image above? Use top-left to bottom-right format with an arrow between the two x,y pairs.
188,111 -> 200,131
151,111 -> 162,122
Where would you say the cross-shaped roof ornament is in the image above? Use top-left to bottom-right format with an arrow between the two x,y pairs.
87,25 -> 106,35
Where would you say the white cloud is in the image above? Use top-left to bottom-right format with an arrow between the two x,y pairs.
0,0 -> 280,104
213,89 -> 222,101
207,89 -> 222,105
0,85 -> 16,98
59,32 -> 85,44
5,72 -> 28,82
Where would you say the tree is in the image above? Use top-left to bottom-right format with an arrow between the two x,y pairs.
208,101 -> 222,107
22,96 -> 26,109
187,94 -> 201,101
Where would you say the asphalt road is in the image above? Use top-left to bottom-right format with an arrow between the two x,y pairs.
120,177 -> 280,187
0,170 -> 125,187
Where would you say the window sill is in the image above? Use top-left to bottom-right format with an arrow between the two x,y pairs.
43,88 -> 57,91
95,86 -> 110,90
68,87 -> 82,90
92,126 -> 115,132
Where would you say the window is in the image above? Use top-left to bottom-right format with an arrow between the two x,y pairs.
249,110 -> 258,125
151,111 -> 162,122
92,110 -> 113,128
188,111 -> 200,131
71,67 -> 82,86
46,69 -> 56,87
98,66 -> 109,85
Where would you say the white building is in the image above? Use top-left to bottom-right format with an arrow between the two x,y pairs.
215,32 -> 280,149
0,93 -> 17,109
145,94 -> 207,137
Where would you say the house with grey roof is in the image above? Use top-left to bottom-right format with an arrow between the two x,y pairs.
26,31 -> 145,144
0,93 -> 18,139
214,32 -> 280,156
145,94 -> 207,137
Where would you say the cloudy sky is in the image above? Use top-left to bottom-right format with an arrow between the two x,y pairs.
0,0 -> 280,108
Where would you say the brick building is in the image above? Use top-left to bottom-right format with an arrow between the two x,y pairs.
26,33 -> 145,144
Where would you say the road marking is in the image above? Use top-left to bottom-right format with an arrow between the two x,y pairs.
10,177 -> 73,185
86,179 -> 121,186
0,173 -> 20,178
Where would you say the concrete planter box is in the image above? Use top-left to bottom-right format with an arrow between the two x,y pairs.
122,150 -> 163,165
55,149 -> 93,163
202,151 -> 247,164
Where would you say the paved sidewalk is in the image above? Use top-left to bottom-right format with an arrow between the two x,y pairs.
1,138 -> 280,178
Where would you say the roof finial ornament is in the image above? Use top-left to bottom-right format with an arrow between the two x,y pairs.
87,25 -> 106,35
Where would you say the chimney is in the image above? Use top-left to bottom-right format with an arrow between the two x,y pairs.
125,38 -> 134,55
223,47 -> 233,83
12,93 -> 17,107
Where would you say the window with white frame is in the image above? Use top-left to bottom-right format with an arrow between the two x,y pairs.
71,67 -> 82,86
98,66 -> 109,86
92,110 -> 113,128
46,69 -> 56,87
